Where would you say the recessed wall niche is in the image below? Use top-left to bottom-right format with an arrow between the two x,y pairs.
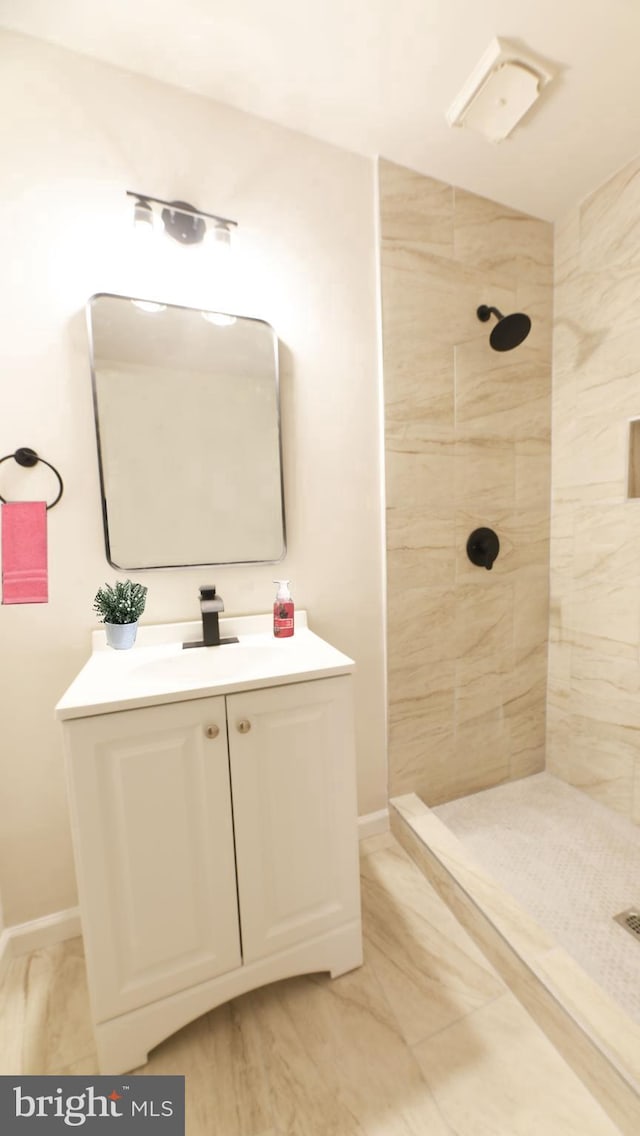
628,418 -> 640,498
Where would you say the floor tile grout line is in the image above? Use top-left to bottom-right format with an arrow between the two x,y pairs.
408,987 -> 508,1051
361,843 -> 508,1054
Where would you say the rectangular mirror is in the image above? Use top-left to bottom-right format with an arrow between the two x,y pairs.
88,294 -> 286,569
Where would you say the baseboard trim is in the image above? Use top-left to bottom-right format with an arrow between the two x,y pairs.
4,907 -> 81,958
358,807 -> 389,840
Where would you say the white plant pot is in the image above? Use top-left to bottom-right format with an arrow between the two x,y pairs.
105,621 -> 138,650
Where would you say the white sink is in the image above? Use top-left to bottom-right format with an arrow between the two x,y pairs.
55,616 -> 354,720
130,641 -> 293,684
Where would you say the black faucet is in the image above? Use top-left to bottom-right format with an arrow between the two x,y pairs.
200,585 -> 224,645
183,586 -> 239,649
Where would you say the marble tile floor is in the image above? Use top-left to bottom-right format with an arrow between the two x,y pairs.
0,832 -> 622,1135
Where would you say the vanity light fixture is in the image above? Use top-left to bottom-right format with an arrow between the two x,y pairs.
126,191 -> 238,248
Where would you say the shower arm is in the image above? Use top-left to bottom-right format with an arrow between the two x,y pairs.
477,305 -> 504,323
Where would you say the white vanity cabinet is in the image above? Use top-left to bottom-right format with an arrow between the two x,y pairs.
58,623 -> 362,1075
64,695 -> 242,1023
227,679 -> 360,963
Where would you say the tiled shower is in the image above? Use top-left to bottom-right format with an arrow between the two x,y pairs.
379,158 -> 554,805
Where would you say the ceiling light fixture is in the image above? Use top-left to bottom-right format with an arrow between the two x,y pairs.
126,191 -> 238,247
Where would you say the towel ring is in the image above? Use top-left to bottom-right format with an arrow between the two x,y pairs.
0,447 -> 64,510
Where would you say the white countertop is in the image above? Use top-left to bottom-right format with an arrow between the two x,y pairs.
55,612 -> 355,721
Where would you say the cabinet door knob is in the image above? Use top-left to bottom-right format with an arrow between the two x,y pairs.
237,720 -> 251,734
205,725 -> 220,739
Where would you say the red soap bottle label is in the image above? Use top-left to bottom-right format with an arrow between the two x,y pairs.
274,601 -> 294,637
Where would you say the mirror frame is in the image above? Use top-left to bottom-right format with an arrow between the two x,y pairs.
86,292 -> 287,570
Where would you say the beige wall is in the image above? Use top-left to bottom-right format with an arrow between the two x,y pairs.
380,159 -> 553,804
0,31 -> 387,926
547,155 -> 640,822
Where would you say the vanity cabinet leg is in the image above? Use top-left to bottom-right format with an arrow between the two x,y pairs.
329,921 -> 363,979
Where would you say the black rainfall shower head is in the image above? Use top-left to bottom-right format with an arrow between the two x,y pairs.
477,305 -> 532,352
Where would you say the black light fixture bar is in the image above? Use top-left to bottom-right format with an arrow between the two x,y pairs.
126,190 -> 238,230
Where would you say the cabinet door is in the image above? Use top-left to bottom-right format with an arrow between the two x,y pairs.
228,676 -> 361,963
64,697 -> 241,1022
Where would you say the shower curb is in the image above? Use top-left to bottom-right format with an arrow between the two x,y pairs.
390,793 -> 640,1136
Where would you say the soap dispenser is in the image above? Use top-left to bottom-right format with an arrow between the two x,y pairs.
273,580 -> 294,638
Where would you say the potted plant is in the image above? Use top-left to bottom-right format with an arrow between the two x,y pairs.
93,579 -> 148,650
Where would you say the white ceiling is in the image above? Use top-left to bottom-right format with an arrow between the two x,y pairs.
2,0 -> 640,220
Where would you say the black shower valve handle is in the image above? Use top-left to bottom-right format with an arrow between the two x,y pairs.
467,527 -> 500,571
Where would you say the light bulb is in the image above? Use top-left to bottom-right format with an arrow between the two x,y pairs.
133,198 -> 157,239
208,222 -> 232,256
131,300 -> 167,313
201,311 -> 236,327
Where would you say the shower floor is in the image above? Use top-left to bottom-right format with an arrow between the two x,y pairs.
434,772 -> 640,1026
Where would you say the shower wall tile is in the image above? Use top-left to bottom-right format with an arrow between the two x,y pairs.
554,210 -> 580,280
508,508 -> 550,572
549,152 -> 640,822
385,443 -> 455,511
578,155 -> 640,270
384,345 -> 454,442
565,414 -> 626,498
508,717 -> 546,781
455,649 -> 513,723
570,324 -> 640,407
453,188 -> 553,287
569,645 -> 640,732
388,702 -> 455,800
445,717 -> 510,799
378,161 -> 454,254
515,276 -> 554,347
508,720 -> 546,780
380,158 -> 552,806
545,696 -> 572,783
382,245 -> 514,349
568,716 -> 635,817
388,740 -> 456,804
453,440 -> 516,510
389,678 -> 456,740
454,339 -> 550,442
560,265 -> 640,347
569,578 -> 639,652
513,569 -> 550,654
632,767 -> 640,826
387,583 -> 456,663
386,538 -> 454,594
515,438 -> 551,512
388,608 -> 459,704
386,510 -> 456,590
454,579 -> 514,658
388,734 -> 455,805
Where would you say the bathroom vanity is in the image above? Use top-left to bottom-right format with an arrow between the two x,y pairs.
56,614 -> 362,1074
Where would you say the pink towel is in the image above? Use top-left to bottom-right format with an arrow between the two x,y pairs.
1,502 -> 48,604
